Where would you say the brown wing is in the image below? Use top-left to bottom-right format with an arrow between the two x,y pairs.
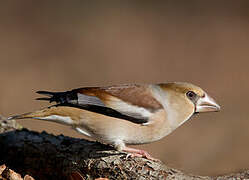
77,84 -> 162,111
36,84 -> 163,124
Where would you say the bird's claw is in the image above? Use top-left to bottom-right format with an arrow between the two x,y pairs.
125,150 -> 160,162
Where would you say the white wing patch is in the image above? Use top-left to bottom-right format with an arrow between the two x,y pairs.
106,96 -> 152,118
77,93 -> 105,106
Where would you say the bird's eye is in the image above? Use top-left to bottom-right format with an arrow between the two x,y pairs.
186,91 -> 196,99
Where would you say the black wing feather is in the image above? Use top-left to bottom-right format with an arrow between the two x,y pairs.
36,90 -> 77,103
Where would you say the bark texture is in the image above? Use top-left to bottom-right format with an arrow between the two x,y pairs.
0,116 -> 248,180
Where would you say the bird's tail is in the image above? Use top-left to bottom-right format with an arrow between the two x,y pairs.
7,106 -> 81,126
8,107 -> 54,120
7,90 -> 67,120
36,90 -> 77,104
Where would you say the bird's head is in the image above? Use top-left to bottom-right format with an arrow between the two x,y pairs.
159,82 -> 220,114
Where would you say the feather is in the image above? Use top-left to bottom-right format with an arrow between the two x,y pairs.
34,84 -> 164,125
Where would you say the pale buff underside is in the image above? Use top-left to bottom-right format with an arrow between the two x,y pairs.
75,108 -> 171,145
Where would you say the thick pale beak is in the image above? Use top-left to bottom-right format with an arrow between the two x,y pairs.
195,94 -> 220,112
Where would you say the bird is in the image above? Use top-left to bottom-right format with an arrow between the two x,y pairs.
8,82 -> 220,160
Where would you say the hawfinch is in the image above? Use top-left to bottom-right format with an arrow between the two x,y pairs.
9,82 -> 220,160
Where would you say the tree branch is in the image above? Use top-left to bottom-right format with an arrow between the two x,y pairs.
0,116 -> 248,180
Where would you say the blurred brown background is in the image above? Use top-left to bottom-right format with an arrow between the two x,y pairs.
0,1 -> 249,176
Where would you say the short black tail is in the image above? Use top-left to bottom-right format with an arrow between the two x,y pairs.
36,90 -> 77,104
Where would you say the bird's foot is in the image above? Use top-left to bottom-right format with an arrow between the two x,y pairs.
122,146 -> 160,161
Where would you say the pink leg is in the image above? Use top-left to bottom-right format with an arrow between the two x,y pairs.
122,146 -> 159,161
